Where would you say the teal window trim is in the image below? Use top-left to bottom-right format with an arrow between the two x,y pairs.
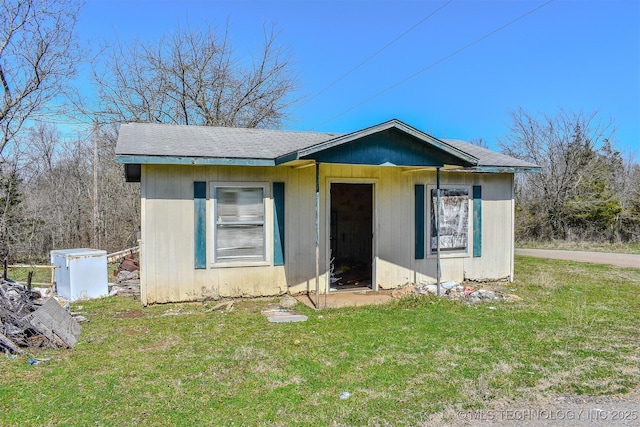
473,185 -> 482,257
273,182 -> 285,266
415,184 -> 425,259
194,181 -> 207,269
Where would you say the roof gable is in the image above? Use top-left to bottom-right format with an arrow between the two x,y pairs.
290,119 -> 478,167
297,127 -> 476,167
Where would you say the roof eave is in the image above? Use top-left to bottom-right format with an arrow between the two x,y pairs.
462,166 -> 542,173
274,152 -> 301,165
116,155 -> 275,167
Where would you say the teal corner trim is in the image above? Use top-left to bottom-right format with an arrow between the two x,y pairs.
415,185 -> 425,259
194,182 -> 207,269
273,182 -> 285,266
473,185 -> 482,257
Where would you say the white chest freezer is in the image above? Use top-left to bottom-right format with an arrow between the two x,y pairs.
50,248 -> 108,301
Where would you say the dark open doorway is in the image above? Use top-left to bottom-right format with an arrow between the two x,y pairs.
329,183 -> 373,291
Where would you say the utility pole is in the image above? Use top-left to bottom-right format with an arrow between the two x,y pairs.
93,118 -> 99,248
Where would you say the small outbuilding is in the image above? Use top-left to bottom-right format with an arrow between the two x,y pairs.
115,119 -> 539,305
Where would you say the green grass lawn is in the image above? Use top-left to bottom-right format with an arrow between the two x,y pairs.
6,263 -> 121,286
1,256 -> 639,426
5,265 -> 55,285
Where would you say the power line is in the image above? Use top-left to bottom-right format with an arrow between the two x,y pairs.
310,0 -> 555,130
300,0 -> 453,108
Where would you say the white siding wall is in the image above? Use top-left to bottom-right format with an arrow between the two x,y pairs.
140,164 -> 515,304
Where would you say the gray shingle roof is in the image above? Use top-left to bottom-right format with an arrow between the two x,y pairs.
116,123 -> 341,159
442,139 -> 538,169
116,121 -> 539,171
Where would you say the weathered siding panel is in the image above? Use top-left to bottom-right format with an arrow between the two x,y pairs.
375,165 -> 412,287
463,173 -> 514,281
149,165 -> 192,303
139,165 -> 148,305
286,165 -> 317,294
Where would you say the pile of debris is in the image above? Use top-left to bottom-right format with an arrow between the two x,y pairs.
109,254 -> 140,297
391,281 -> 521,303
0,279 -> 81,354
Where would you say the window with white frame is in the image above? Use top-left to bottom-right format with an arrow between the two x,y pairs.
213,184 -> 266,262
429,187 -> 469,252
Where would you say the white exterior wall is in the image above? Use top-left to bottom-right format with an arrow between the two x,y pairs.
140,163 -> 515,304
412,170 -> 515,285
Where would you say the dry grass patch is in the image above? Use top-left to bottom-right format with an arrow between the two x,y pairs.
534,270 -> 558,289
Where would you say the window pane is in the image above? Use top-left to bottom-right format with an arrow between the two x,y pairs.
214,186 -> 266,262
430,188 -> 469,250
216,224 -> 265,259
217,187 -> 264,222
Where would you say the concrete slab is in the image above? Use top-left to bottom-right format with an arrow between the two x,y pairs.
262,308 -> 308,323
296,290 -> 394,309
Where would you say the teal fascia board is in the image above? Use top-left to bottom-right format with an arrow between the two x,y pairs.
469,166 -> 542,174
274,152 -> 300,165
116,155 -> 275,167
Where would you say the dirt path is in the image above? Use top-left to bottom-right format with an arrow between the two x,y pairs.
515,248 -> 640,269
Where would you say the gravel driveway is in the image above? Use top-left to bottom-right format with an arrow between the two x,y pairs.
514,249 -> 640,269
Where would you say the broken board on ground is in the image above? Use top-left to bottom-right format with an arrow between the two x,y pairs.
22,298 -> 81,348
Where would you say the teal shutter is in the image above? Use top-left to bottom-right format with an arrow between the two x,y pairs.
273,182 -> 285,266
473,185 -> 482,257
194,182 -> 207,269
415,184 -> 425,259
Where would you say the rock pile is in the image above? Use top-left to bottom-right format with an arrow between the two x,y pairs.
108,254 -> 140,297
391,281 -> 521,303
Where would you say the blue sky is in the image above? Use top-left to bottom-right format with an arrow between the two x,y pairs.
78,0 -> 639,154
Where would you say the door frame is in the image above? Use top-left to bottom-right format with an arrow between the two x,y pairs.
325,178 -> 378,292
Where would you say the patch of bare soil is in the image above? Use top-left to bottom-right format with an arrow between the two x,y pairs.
114,309 -> 144,319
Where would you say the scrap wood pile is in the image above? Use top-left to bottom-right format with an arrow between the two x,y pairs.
0,279 -> 81,354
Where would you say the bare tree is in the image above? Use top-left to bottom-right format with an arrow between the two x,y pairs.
92,23 -> 298,128
90,124 -> 140,252
499,108 -> 636,242
501,109 -> 596,238
0,0 -> 82,157
7,123 -> 141,262
0,161 -> 24,261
